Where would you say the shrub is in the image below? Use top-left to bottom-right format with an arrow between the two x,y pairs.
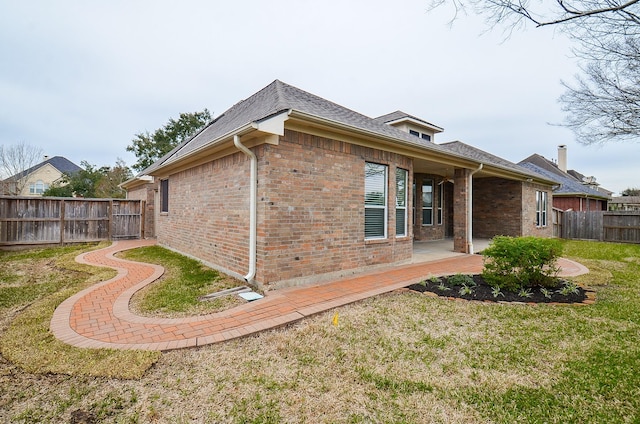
481,236 -> 563,292
447,273 -> 476,287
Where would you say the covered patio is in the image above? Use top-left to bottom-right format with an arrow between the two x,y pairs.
412,238 -> 492,263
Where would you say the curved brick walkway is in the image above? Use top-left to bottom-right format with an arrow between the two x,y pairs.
50,239 -> 590,351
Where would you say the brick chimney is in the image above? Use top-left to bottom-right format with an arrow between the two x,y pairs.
558,145 -> 567,173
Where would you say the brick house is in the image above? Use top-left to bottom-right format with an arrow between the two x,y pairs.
123,80 -> 556,289
519,146 -> 610,212
609,196 -> 640,211
1,156 -> 81,196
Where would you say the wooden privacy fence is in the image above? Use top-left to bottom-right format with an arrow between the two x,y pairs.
552,208 -> 563,238
0,196 -> 144,247
559,210 -> 640,243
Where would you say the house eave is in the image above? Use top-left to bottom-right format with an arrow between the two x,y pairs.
553,192 -> 611,200
384,116 -> 444,133
120,175 -> 154,190
286,110 -> 555,185
146,111 -> 290,177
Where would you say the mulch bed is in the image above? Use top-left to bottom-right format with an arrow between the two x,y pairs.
407,274 -> 587,304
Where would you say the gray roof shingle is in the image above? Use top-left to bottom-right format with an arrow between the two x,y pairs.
439,141 -> 552,181
519,154 -> 611,198
7,156 -> 81,180
146,80 -> 458,173
518,162 -> 610,199
141,80 -> 555,186
374,111 -> 444,131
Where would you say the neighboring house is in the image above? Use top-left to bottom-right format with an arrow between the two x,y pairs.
609,196 -> 640,211
1,156 -> 81,196
123,80 -> 556,289
519,146 -> 610,212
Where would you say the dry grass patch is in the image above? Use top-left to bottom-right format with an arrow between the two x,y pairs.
2,240 -> 639,423
0,243 -> 160,380
139,294 -> 489,423
2,287 -> 159,379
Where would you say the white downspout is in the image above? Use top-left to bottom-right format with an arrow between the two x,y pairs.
467,163 -> 483,255
234,135 -> 257,282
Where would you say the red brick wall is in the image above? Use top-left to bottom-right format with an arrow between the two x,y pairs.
156,129 -> 413,288
468,178 -> 554,239
156,153 -> 252,279
257,130 -> 413,287
554,196 -> 607,211
473,177 -> 523,238
453,168 -> 469,252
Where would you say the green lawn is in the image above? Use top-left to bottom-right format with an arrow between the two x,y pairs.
0,240 -> 638,423
119,246 -> 246,317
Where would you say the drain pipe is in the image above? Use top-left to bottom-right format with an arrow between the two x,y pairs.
467,163 -> 483,255
233,135 -> 257,283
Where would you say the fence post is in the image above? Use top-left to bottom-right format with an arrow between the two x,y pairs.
108,199 -> 113,241
59,199 -> 65,245
140,200 -> 145,239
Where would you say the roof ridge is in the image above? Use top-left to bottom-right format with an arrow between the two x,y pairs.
273,79 -> 289,111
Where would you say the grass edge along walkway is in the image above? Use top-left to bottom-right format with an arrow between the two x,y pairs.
51,240 -> 589,351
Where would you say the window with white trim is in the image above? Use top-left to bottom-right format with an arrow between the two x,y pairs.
160,179 -> 169,213
395,168 -> 408,237
365,162 -> 387,239
29,180 -> 49,194
422,179 -> 433,226
536,190 -> 547,227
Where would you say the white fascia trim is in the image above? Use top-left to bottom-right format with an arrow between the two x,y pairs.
385,117 -> 444,133
152,111 -> 290,174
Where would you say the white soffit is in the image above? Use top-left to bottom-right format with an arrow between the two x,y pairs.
254,111 -> 290,136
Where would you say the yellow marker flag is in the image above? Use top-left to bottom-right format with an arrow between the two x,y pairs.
332,312 -> 339,327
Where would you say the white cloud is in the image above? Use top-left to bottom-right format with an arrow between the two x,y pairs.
0,0 -> 636,193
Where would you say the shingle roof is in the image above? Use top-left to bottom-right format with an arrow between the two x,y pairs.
141,80 -> 553,186
374,111 -> 444,132
519,153 -> 565,177
439,141 -> 552,181
519,154 -> 611,198
518,162 -> 610,199
7,156 -> 81,180
149,80 -> 458,172
611,196 -> 640,204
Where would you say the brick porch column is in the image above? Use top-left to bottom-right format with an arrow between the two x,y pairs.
453,168 -> 470,253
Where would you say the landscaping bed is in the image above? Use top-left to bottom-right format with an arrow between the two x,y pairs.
408,274 -> 587,303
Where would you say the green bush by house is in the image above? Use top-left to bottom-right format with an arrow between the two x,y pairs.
482,236 -> 563,292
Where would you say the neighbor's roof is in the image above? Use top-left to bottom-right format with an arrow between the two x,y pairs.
7,156 -> 81,180
140,80 -> 554,185
519,153 -> 612,198
520,154 -> 563,177
518,162 -> 610,199
610,196 -> 640,204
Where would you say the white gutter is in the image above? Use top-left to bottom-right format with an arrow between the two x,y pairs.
467,163 -> 483,255
233,134 -> 257,283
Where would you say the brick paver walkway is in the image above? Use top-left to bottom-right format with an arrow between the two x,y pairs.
50,239 -> 589,351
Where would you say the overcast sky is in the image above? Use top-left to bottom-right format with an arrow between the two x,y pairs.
1,0 -> 637,194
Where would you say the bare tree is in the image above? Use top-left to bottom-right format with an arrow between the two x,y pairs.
430,0 -> 640,145
0,142 -> 44,195
433,0 -> 640,29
